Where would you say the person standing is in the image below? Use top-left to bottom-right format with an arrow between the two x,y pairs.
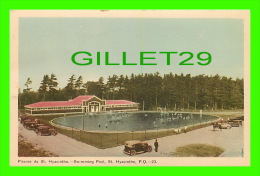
154,139 -> 159,152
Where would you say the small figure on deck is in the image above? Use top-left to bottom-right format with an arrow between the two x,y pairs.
154,139 -> 159,152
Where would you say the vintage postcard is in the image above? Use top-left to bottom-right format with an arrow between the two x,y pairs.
10,10 -> 250,166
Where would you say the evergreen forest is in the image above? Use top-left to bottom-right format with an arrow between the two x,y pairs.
19,72 -> 244,111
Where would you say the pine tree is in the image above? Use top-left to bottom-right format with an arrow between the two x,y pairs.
49,73 -> 58,91
24,78 -> 32,93
48,73 -> 59,100
65,74 -> 77,99
38,74 -> 50,101
75,76 -> 83,90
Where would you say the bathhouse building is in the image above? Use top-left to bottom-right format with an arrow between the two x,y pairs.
24,95 -> 139,115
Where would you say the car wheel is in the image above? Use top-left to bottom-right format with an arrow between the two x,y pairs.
37,131 -> 41,136
51,131 -> 57,136
130,150 -> 136,156
227,126 -> 231,129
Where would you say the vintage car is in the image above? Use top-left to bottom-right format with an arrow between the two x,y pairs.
21,118 -> 32,125
23,121 -> 38,129
32,123 -> 46,131
232,119 -> 242,125
227,121 -> 240,127
227,119 -> 242,127
219,123 -> 232,129
213,123 -> 232,130
35,126 -> 58,136
124,140 -> 152,156
233,116 -> 244,121
27,122 -> 39,130
232,120 -> 243,125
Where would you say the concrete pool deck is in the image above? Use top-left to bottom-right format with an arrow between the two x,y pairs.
18,121 -> 244,157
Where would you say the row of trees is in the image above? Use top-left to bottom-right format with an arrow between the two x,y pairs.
18,72 -> 244,110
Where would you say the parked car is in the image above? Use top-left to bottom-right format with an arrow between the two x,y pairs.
227,121 -> 241,127
219,123 -> 232,129
124,140 -> 152,156
36,126 -> 58,136
213,122 -> 231,130
227,119 -> 242,126
21,118 -> 32,125
233,116 -> 244,121
23,121 -> 37,129
32,123 -> 46,131
231,120 -> 243,125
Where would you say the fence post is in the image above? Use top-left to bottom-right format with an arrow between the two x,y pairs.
90,132 -> 92,145
100,133 -> 102,149
131,131 -> 133,140
117,133 -> 119,145
145,130 -> 146,141
71,127 -> 73,138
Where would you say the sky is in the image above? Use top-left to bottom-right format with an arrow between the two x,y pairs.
19,17 -> 244,91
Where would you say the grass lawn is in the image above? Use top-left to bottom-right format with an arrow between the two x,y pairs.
170,143 -> 224,157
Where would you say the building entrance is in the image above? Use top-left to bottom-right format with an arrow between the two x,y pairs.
88,102 -> 100,112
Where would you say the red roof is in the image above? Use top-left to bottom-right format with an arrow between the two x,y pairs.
25,96 -> 94,108
106,100 -> 136,105
25,96 -> 137,108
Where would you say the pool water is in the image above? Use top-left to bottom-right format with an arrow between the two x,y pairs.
52,112 -> 217,132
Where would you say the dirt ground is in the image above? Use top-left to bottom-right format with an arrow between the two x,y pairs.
18,135 -> 57,157
18,111 -> 244,157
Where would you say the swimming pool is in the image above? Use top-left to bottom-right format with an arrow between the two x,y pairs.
52,112 -> 217,132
